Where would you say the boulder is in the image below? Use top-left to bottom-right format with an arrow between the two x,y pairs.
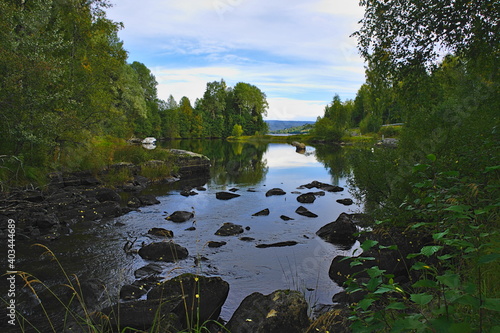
280,215 -> 294,221
120,284 -> 147,300
252,208 -> 270,216
166,211 -> 194,223
148,274 -> 229,326
316,213 -> 358,245
216,191 -> 241,200
95,188 -> 121,203
215,222 -> 244,236
138,242 -> 189,262
297,192 -> 317,204
95,299 -> 182,332
265,188 -> 286,197
137,194 -> 160,206
295,206 -> 318,218
226,290 -> 310,333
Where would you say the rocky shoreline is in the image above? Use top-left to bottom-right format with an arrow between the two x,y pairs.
0,148 -> 430,332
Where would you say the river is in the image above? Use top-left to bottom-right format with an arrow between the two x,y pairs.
14,139 -> 362,323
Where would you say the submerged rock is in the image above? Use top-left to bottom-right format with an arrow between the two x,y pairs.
296,192 -> 317,204
147,228 -> 174,238
215,222 -> 244,236
265,188 -> 286,197
166,210 -> 194,223
280,215 -> 294,221
226,290 -> 310,333
207,241 -> 227,248
252,208 -> 270,216
120,284 -> 147,300
256,241 -> 298,248
336,198 -> 354,206
138,242 -> 189,262
216,191 -> 241,200
300,180 -> 344,192
295,206 -> 318,218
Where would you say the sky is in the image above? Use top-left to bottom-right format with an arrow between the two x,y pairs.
106,0 -> 367,121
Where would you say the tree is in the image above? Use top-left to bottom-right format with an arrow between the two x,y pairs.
231,82 -> 269,135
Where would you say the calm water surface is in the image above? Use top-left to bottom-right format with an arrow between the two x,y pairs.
17,140 -> 363,321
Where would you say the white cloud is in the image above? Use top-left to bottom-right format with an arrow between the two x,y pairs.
106,0 -> 367,120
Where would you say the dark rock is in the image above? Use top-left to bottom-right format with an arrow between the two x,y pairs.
185,226 -> 196,231
34,213 -> 59,229
137,194 -> 160,206
265,188 -> 286,197
297,192 -> 317,204
252,208 -> 270,216
166,210 -> 194,223
336,198 -> 354,206
95,188 -> 121,203
216,191 -> 241,200
295,206 -> 318,218
148,228 -> 174,238
196,186 -> 207,191
148,274 -> 229,326
208,241 -> 227,248
138,242 -> 189,262
316,213 -> 358,245
229,187 -> 239,192
256,241 -> 298,248
169,149 -> 211,178
215,222 -> 244,236
301,181 -> 344,192
280,215 -> 294,221
93,201 -> 123,218
239,237 -> 255,242
95,299 -> 182,332
134,263 -> 164,279
120,284 -> 147,300
226,290 -> 310,333
127,196 -> 142,208
307,307 -> 351,333
180,189 -> 198,196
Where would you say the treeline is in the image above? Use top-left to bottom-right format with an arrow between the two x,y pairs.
0,0 -> 268,181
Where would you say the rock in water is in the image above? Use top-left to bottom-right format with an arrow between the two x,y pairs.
138,242 -> 188,262
215,222 -> 244,236
166,211 -> 194,223
316,213 -> 358,245
226,290 -> 310,333
252,208 -> 270,216
296,192 -> 317,203
265,188 -> 286,197
256,241 -> 298,248
336,198 -> 354,205
295,206 -> 318,218
216,191 -> 241,200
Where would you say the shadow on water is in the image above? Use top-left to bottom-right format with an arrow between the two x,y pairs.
11,139 -> 365,326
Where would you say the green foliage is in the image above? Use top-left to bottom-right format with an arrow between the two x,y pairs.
231,124 -> 244,137
347,159 -> 500,332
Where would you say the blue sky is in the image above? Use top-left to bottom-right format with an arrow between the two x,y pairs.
106,0 -> 367,121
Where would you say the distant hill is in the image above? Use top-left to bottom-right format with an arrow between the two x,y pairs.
265,120 -> 315,132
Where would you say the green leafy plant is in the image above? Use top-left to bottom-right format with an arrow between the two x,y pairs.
345,158 -> 500,332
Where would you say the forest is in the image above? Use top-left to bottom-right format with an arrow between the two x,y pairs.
0,0 -> 268,188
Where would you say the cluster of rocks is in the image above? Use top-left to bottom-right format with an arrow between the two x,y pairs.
0,149 -> 210,241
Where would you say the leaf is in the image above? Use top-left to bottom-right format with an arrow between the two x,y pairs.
421,245 -> 443,257
361,239 -> 379,251
386,302 -> 406,310
426,154 -> 437,162
436,273 -> 460,288
485,165 -> 500,172
433,230 -> 449,240
482,298 -> 500,312
478,253 -> 500,264
444,205 -> 471,214
410,293 -> 433,305
412,279 -> 438,288
366,266 -> 385,278
456,294 -> 480,307
413,163 -> 430,173
358,298 -> 375,311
